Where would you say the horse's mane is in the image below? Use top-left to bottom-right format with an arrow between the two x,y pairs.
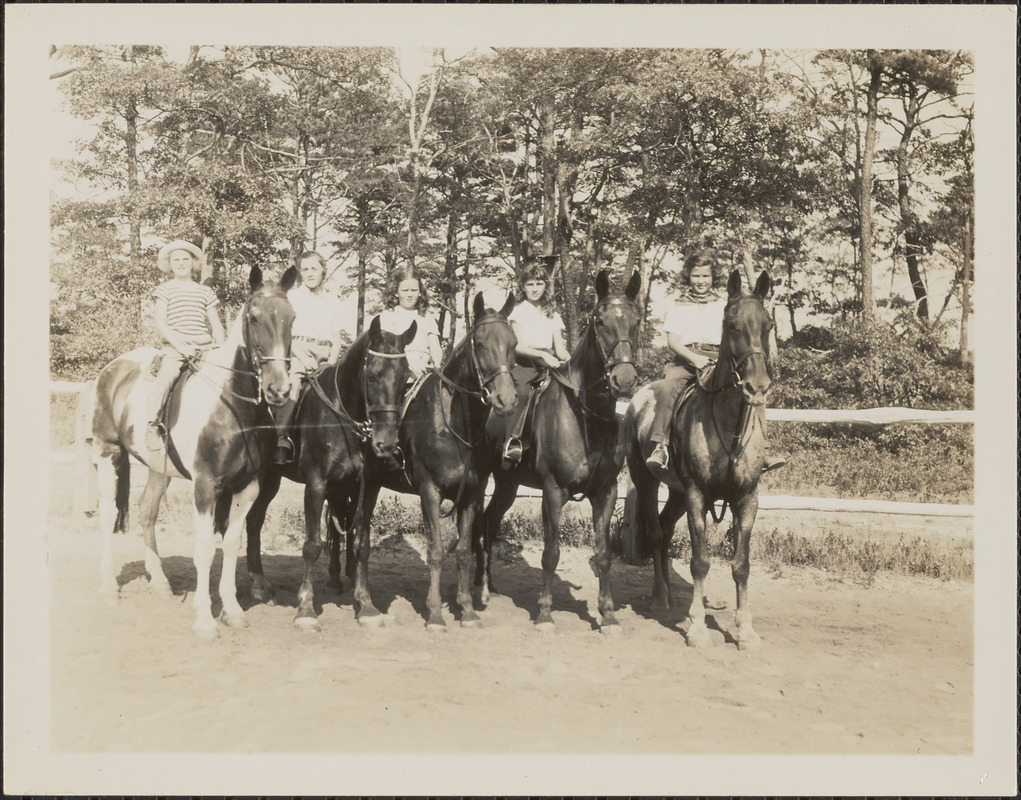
337,329 -> 371,390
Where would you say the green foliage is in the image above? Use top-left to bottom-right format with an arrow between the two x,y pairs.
774,317 -> 973,410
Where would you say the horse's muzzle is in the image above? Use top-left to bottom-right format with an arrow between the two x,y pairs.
741,379 -> 770,407
608,363 -> 639,398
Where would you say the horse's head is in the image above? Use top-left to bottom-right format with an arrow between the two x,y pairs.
722,269 -> 773,407
591,269 -> 642,397
468,292 -> 518,415
364,314 -> 417,460
243,265 -> 297,406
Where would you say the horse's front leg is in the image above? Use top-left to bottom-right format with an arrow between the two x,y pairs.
347,482 -> 383,625
589,481 -> 620,633
683,488 -> 714,649
218,479 -> 261,629
245,468 -> 282,605
455,491 -> 484,628
420,481 -> 448,631
191,479 -> 220,639
473,479 -> 518,606
139,469 -> 173,597
536,481 -> 569,632
654,490 -> 687,611
294,477 -> 326,631
729,492 -> 762,650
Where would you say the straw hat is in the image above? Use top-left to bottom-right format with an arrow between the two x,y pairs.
157,240 -> 204,273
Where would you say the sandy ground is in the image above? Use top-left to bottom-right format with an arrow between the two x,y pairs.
47,485 -> 973,757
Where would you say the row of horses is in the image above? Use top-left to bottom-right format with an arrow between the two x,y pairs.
91,266 -> 774,650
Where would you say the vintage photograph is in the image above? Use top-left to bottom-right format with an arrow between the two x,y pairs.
5,4 -> 1016,797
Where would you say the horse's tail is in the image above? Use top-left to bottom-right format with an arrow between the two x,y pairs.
112,448 -> 131,533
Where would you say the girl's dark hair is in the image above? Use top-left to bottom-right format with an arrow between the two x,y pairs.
679,248 -> 725,288
517,263 -> 557,318
384,266 -> 429,314
296,251 -> 327,285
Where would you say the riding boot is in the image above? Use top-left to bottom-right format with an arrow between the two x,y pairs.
502,389 -> 535,468
645,373 -> 689,473
272,397 -> 298,465
146,379 -> 173,451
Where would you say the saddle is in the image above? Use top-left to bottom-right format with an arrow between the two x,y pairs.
664,363 -> 715,441
503,366 -> 553,463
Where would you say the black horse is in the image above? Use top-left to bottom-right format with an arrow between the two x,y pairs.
327,292 -> 518,629
244,314 -> 417,631
474,270 -> 642,633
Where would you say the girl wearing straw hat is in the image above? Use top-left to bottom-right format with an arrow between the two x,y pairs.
145,240 -> 224,451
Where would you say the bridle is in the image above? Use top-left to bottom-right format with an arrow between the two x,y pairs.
240,296 -> 292,405
361,347 -> 409,427
433,314 -> 515,407
701,296 -> 772,395
555,297 -> 639,397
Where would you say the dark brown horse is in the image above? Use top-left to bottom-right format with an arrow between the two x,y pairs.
623,269 -> 773,650
474,269 -> 642,633
92,265 -> 296,638
244,314 -> 417,631
328,292 -> 518,630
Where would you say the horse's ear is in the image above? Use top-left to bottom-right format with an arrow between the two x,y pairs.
499,291 -> 515,318
595,270 -> 610,300
473,292 -> 486,322
727,269 -> 743,297
249,265 -> 264,291
754,270 -> 771,299
280,266 -> 298,292
397,319 -> 418,351
368,314 -> 382,342
624,270 -> 641,301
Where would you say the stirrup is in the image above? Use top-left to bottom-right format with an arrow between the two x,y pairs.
502,437 -> 523,468
645,443 -> 669,472
273,437 -> 295,465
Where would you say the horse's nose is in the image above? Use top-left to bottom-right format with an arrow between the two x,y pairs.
609,365 -> 639,397
742,378 -> 770,405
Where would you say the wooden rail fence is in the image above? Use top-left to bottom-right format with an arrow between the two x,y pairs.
50,382 -> 974,531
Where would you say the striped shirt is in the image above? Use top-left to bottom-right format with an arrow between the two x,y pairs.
153,280 -> 219,342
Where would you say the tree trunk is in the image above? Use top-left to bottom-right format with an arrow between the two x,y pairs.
356,250 -> 367,337
539,92 -> 557,259
896,95 -> 928,320
960,214 -> 972,366
859,53 -> 882,324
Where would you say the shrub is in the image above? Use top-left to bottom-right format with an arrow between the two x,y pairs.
774,317 -> 973,410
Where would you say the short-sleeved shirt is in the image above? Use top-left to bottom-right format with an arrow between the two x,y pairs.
378,307 -> 440,378
287,284 -> 344,343
153,279 -> 219,343
663,289 -> 726,347
507,300 -> 564,352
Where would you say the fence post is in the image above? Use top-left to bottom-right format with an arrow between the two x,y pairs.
72,381 -> 98,519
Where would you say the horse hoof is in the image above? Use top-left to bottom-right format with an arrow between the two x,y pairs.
461,615 -> 484,630
685,628 -> 713,649
192,621 -> 219,640
600,621 -> 623,637
249,584 -> 276,605
357,613 -> 385,629
426,620 -> 448,634
704,597 -> 728,611
293,615 -> 322,633
649,598 -> 670,613
736,632 -> 762,651
149,581 -> 174,600
219,610 -> 249,629
326,579 -> 344,595
534,620 -> 556,634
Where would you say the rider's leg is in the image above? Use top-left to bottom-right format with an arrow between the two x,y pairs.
146,349 -> 185,450
646,364 -> 694,471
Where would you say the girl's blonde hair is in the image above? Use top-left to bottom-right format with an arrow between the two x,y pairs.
517,263 -> 558,318
384,266 -> 429,314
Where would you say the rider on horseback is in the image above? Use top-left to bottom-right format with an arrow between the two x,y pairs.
272,251 -> 345,465
501,257 -> 570,466
146,240 -> 225,451
645,248 -> 785,476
